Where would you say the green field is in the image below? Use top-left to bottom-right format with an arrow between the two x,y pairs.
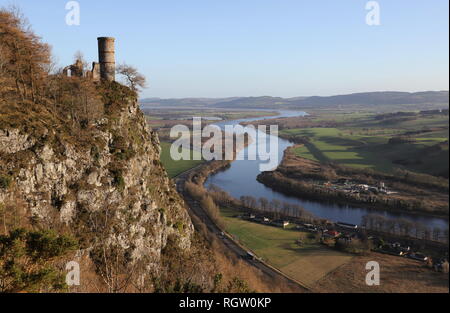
284,128 -> 395,171
221,208 -> 352,287
282,115 -> 449,176
160,142 -> 204,178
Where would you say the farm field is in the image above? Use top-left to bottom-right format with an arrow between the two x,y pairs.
160,142 -> 203,178
220,208 -> 353,287
313,252 -> 449,293
280,112 -> 449,176
283,128 -> 397,172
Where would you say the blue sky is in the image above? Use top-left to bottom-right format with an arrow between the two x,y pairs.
1,0 -> 448,98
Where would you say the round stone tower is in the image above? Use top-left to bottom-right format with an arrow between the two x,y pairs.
97,37 -> 116,81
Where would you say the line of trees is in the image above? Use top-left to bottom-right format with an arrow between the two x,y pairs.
185,181 -> 225,229
238,195 -> 317,222
258,171 -> 447,216
205,184 -> 319,223
0,7 -> 52,103
362,213 -> 449,243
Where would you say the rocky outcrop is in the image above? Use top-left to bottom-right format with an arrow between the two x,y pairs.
0,88 -> 194,288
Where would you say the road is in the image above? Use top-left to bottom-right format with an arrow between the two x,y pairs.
174,165 -> 311,292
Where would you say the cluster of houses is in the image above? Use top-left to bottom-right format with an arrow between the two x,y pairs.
371,238 -> 450,272
297,222 -> 361,244
297,223 -> 337,238
382,242 -> 412,256
372,239 -> 430,261
241,212 -> 361,241
366,238 -> 449,271
321,179 -> 397,196
241,212 -> 364,235
243,214 -> 290,228
237,212 -> 449,271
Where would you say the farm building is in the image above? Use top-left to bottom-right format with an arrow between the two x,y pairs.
272,220 -> 290,228
324,230 -> 341,238
336,222 -> 358,230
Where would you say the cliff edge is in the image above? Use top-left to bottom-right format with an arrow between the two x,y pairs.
0,82 -> 196,291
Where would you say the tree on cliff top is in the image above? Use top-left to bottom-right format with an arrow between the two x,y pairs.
0,7 -> 51,103
116,63 -> 147,92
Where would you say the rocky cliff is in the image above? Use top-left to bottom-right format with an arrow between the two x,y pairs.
0,83 -> 196,291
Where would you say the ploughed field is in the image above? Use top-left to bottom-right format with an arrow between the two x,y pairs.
220,208 -> 448,293
313,252 -> 449,293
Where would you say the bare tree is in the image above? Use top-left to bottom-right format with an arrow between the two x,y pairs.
259,197 -> 269,211
73,50 -> 88,73
116,63 -> 147,91
433,227 -> 442,242
0,7 -> 51,102
271,199 -> 281,212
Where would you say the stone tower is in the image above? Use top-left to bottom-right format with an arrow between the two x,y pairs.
97,37 -> 115,81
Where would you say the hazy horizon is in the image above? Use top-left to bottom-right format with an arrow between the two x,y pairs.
140,90 -> 449,100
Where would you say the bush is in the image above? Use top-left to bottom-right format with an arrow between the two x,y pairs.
111,169 -> 126,191
98,81 -> 136,108
200,195 -> 225,229
174,221 -> 185,233
335,239 -> 371,255
0,228 -> 78,293
226,277 -> 252,293
0,174 -> 12,189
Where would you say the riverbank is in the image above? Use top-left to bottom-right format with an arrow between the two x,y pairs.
176,161 -> 309,292
257,146 -> 449,220
204,110 -> 447,229
243,109 -> 449,178
177,112 -> 448,292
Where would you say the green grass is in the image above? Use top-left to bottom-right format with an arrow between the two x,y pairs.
282,128 -> 394,171
160,142 -> 204,178
221,207 -> 353,286
283,123 -> 448,175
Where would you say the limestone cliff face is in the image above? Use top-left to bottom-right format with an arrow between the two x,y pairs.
0,88 -> 193,284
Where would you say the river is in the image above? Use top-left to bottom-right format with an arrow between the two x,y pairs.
205,110 -> 448,229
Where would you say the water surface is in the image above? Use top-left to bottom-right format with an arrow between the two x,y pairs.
205,110 -> 448,229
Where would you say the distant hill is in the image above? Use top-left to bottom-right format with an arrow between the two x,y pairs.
140,91 -> 449,110
210,96 -> 286,108
140,97 -> 240,107
288,91 -> 449,108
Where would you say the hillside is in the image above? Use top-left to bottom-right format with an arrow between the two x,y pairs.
0,8 -> 213,292
288,91 -> 449,108
1,8 -> 302,294
141,91 -> 449,111
0,82 -> 210,291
